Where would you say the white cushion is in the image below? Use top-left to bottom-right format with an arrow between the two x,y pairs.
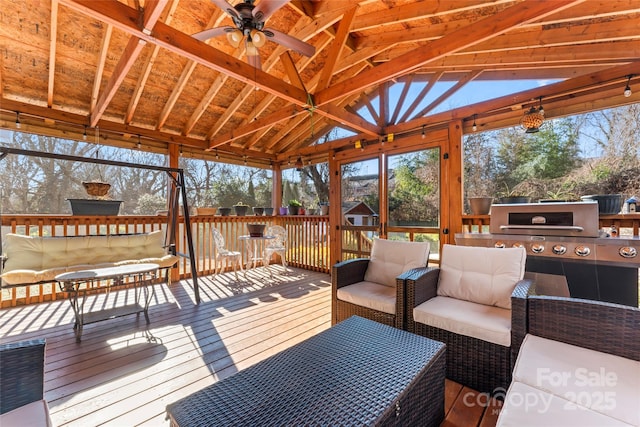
497,381 -> 632,427
363,239 -> 430,288
336,281 -> 397,314
0,400 -> 53,427
437,244 -> 525,309
413,296 -> 512,346
2,231 -> 178,285
511,334 -> 640,426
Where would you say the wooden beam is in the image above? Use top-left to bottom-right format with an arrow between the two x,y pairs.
47,0 -> 59,108
398,71 -> 443,123
0,98 -> 209,150
314,0 -> 586,106
59,0 -> 310,106
387,61 -> 640,135
91,24 -> 113,115
164,10 -> 227,134
280,52 -> 307,91
411,70 -> 482,120
315,104 -> 380,136
351,0 -> 515,32
208,106 -> 306,149
90,36 -> 147,127
126,0 -> 180,125
389,75 -> 412,126
316,6 -> 357,91
88,0 -> 167,127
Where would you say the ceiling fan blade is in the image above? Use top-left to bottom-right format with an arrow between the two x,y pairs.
210,0 -> 239,19
264,28 -> 315,57
192,26 -> 234,41
253,0 -> 291,22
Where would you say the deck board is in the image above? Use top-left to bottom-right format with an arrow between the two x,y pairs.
0,266 -> 499,426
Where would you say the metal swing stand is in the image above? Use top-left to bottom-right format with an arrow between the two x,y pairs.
0,146 -> 201,304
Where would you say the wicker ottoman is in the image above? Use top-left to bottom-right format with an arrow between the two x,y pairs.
166,315 -> 446,426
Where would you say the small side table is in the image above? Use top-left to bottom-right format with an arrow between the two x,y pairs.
238,235 -> 275,271
55,263 -> 159,342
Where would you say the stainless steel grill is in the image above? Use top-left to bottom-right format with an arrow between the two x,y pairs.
456,201 -> 640,307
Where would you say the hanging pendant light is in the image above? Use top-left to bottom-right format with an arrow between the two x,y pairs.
520,97 -> 545,133
623,75 -> 632,97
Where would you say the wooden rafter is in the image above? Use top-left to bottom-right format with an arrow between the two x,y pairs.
126,0 -> 180,125
316,6 -> 358,91
315,0 -> 586,106
90,24 -> 113,115
47,0 -> 59,108
3,0 -> 640,166
398,71 -> 444,123
59,0 -> 310,105
411,70 -> 483,120
389,75 -> 412,126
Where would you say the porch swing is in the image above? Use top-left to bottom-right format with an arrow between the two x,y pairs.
0,146 -> 202,303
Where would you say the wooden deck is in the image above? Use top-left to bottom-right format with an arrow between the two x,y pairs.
0,266 -> 500,426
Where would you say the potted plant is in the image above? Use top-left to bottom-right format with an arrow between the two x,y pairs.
197,191 -> 217,215
278,206 -> 288,215
263,207 -> 274,216
495,184 -> 532,204
288,199 -> 302,215
233,202 -> 249,216
218,207 -> 232,216
252,207 -> 264,216
69,180 -> 122,215
319,201 -> 329,216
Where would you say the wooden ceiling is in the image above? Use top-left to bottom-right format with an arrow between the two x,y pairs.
1,0 -> 639,167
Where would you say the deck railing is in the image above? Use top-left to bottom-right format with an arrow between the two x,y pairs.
0,214 -> 330,307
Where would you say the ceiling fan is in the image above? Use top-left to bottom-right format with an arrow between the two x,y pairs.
193,0 -> 316,69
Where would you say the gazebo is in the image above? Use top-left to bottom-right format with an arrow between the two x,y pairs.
1,2 -> 640,425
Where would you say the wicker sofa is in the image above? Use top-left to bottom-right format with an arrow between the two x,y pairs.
331,238 -> 430,329
0,339 -> 52,426
405,244 -> 533,394
497,296 -> 640,426
1,230 -> 178,287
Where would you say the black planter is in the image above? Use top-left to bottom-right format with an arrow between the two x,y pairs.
581,194 -> 623,214
497,196 -> 532,204
68,199 -> 122,215
234,205 -> 249,216
288,206 -> 300,215
218,207 -> 232,216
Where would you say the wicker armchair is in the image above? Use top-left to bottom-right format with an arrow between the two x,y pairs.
405,244 -> 533,394
497,296 -> 640,426
331,238 -> 430,329
0,339 -> 52,426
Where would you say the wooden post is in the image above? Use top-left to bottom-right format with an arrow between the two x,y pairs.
168,144 -> 180,283
328,150 -> 340,268
445,120 -> 464,245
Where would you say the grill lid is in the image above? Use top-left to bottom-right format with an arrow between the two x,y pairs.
489,201 -> 600,237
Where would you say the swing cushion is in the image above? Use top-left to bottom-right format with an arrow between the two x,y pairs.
0,231 -> 179,286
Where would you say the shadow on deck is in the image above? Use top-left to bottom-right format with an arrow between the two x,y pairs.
0,266 -> 500,426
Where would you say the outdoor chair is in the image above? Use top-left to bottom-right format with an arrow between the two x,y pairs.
405,244 -> 532,394
264,225 -> 287,276
0,339 -> 52,426
211,228 -> 243,280
331,238 -> 430,329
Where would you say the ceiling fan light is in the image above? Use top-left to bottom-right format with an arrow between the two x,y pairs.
250,29 -> 266,48
226,30 -> 242,48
